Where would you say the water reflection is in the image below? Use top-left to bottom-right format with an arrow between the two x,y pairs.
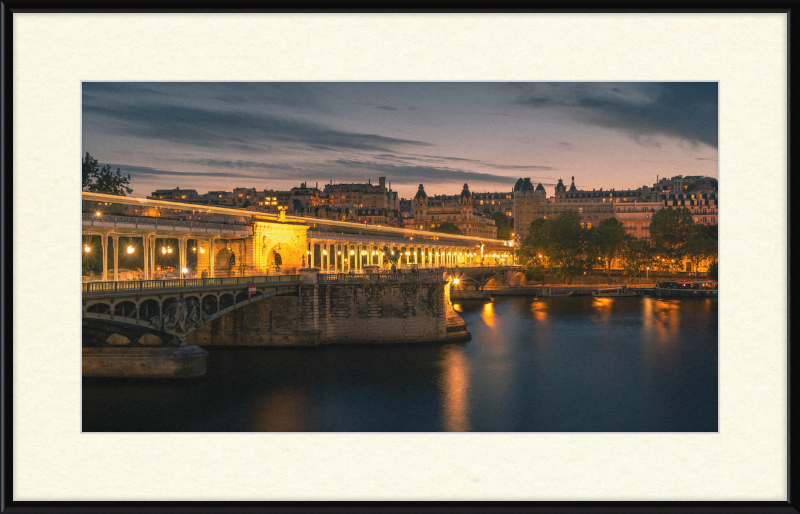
646,298 -> 682,342
83,297 -> 717,432
530,300 -> 548,321
439,347 -> 471,431
252,389 -> 308,431
592,297 -> 614,324
481,301 -> 496,328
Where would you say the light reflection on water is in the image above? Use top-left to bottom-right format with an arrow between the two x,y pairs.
83,297 -> 717,432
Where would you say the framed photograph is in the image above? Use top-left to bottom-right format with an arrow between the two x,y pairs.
1,6 -> 792,512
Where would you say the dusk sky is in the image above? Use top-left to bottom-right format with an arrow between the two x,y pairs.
82,82 -> 718,199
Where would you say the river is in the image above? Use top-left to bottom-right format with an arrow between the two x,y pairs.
82,296 -> 718,432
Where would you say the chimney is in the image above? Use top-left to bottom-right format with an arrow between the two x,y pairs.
379,177 -> 386,189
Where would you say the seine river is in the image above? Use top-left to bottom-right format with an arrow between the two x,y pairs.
82,296 -> 718,432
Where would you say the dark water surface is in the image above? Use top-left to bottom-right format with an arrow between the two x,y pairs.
82,297 -> 718,432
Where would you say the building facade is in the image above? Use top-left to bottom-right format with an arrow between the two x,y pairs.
414,183 -> 498,239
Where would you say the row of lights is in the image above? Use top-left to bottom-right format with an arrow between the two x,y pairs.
84,244 -> 206,254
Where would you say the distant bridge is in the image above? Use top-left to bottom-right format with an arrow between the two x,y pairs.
443,266 -> 521,291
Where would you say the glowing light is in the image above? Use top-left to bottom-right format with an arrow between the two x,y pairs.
181,268 -> 188,274
95,211 -> 101,216
200,248 -> 205,254
162,248 -> 167,254
167,248 -> 172,254
126,246 -> 134,254
84,245 -> 91,253
453,278 -> 460,285
350,250 -> 355,255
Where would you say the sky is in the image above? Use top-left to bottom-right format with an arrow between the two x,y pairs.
82,82 -> 718,199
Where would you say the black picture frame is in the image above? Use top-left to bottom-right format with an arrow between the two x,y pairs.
1,3 -> 795,513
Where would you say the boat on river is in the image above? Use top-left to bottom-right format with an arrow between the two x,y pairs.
654,280 -> 718,297
592,286 -> 642,297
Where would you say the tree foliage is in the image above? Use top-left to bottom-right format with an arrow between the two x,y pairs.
649,207 -> 694,252
619,236 -> 651,283
682,223 -> 718,276
431,221 -> 463,235
82,152 -> 133,196
589,217 -> 628,282
518,211 -> 589,284
491,212 -> 514,240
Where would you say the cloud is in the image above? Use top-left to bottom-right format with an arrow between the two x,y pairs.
513,83 -> 718,148
376,105 -> 399,111
330,159 -> 537,186
83,87 -> 434,153
108,163 -> 260,179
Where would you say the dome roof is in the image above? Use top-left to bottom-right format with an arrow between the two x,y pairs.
460,183 -> 471,198
414,184 -> 427,199
535,182 -> 545,192
513,178 -> 524,191
521,178 -> 534,191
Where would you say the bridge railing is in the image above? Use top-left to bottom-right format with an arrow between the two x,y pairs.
318,271 -> 445,284
82,274 -> 300,294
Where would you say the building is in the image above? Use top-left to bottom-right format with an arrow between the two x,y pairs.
660,192 -> 718,225
414,183 -> 498,239
513,174 -> 718,243
149,187 -> 199,201
614,201 -> 663,239
323,177 -> 399,212
653,175 -> 718,194
472,191 -> 514,217
512,178 -> 547,241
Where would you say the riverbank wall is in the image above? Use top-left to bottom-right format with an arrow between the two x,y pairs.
188,270 -> 469,346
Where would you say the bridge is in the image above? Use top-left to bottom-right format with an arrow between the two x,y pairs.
81,192 -> 515,376
443,266 -> 521,290
82,192 -> 516,283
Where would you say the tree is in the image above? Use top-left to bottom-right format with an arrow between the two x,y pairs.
548,210 -> 589,284
491,212 -> 513,240
82,152 -> 133,196
619,236 -> 652,283
682,224 -> 718,276
82,152 -> 99,189
589,217 -> 628,283
707,261 -> 718,280
649,207 -> 694,253
518,217 -> 552,284
431,222 -> 463,235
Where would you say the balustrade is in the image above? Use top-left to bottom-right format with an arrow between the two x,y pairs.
82,274 -> 301,294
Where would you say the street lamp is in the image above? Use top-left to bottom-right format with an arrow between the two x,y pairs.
126,246 -> 134,254
181,267 -> 188,279
84,245 -> 91,253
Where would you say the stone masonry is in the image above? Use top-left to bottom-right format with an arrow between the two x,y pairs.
187,270 -> 462,346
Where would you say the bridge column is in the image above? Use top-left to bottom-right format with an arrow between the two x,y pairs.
112,234 -> 120,282
208,236 -> 217,278
142,234 -> 149,280
179,236 -> 188,276
101,234 -> 109,282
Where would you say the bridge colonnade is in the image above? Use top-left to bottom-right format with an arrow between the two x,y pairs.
305,231 -> 493,271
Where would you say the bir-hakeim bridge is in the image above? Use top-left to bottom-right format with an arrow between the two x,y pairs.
81,192 -> 518,378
